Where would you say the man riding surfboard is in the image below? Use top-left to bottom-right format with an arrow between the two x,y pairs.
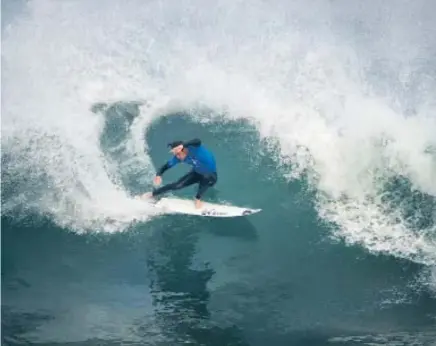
140,138 -> 217,209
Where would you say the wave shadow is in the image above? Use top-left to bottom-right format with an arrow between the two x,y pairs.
200,216 -> 259,241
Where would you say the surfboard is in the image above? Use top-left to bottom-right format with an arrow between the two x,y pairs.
152,197 -> 261,218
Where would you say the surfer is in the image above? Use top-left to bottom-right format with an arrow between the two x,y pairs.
140,138 -> 217,208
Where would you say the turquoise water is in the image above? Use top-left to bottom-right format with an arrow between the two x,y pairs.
3,105 -> 436,345
2,0 -> 436,344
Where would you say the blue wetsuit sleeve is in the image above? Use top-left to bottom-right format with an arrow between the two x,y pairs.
156,156 -> 180,176
183,138 -> 201,147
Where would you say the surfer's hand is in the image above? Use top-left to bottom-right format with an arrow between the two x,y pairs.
195,199 -> 202,209
154,176 -> 162,186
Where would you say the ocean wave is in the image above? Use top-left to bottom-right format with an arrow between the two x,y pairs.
2,0 -> 435,272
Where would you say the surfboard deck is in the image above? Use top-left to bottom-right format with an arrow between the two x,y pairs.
152,197 -> 261,217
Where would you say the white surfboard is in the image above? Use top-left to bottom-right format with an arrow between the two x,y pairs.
153,197 -> 261,218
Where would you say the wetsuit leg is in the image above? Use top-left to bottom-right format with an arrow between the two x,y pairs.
152,171 -> 201,197
195,173 -> 218,200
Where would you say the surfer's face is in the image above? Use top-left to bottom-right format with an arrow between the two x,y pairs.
175,148 -> 188,160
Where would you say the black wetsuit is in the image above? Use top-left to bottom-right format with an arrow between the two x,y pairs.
152,139 -> 218,200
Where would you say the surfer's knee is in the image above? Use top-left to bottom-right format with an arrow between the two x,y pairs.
208,173 -> 217,186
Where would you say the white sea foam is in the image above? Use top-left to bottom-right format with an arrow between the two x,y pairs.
2,0 -> 435,273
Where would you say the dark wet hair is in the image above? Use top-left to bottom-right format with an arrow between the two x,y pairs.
167,141 -> 183,149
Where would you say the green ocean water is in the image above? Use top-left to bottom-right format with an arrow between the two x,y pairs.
2,104 -> 436,345
3,0 -> 436,344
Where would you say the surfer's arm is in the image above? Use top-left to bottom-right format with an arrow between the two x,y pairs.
183,138 -> 201,147
156,156 -> 180,176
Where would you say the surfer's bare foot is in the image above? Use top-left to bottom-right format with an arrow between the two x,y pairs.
195,199 -> 202,209
139,192 -> 153,200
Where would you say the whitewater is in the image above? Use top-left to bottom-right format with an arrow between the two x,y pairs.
2,0 -> 436,283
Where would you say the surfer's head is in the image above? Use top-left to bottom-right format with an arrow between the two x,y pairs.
168,141 -> 188,160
